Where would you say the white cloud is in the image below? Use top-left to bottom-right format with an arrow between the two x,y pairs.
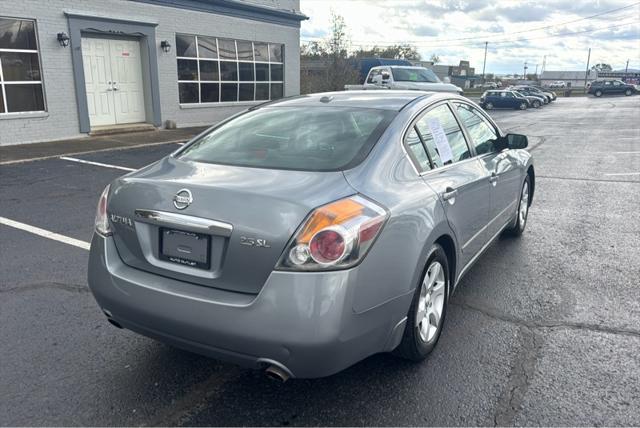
300,0 -> 640,74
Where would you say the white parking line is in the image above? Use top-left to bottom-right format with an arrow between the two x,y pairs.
0,139 -> 188,166
603,172 -> 640,176
0,217 -> 90,250
60,156 -> 136,172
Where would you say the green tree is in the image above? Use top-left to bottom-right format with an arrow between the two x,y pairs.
591,63 -> 612,72
352,44 -> 420,61
429,54 -> 441,64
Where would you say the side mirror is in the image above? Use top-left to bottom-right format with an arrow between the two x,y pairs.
506,133 -> 528,149
495,134 -> 528,151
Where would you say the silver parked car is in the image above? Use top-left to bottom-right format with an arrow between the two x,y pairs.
88,91 -> 534,379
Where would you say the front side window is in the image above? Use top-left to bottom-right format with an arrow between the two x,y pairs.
454,103 -> 498,155
415,104 -> 470,167
176,33 -> 284,104
391,67 -> 440,83
0,17 -> 46,114
178,107 -> 395,171
367,69 -> 381,84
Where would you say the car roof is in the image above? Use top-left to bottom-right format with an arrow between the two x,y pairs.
263,90 -> 442,111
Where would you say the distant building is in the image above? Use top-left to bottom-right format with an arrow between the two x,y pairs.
539,70 -> 598,88
599,70 -> 640,85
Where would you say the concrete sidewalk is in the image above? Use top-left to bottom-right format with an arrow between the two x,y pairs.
0,126 -> 208,165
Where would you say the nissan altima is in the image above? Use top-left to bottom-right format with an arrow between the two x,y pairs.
88,91 -> 534,380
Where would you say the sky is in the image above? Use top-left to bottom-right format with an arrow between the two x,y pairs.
299,0 -> 640,75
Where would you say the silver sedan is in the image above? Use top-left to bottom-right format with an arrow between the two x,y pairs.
88,90 -> 534,379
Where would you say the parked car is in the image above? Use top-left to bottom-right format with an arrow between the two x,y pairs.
514,85 -> 556,102
588,79 -> 638,97
345,66 -> 464,95
480,90 -> 531,110
511,89 -> 545,108
549,81 -> 566,88
513,87 -> 549,105
481,82 -> 498,89
88,91 -> 534,379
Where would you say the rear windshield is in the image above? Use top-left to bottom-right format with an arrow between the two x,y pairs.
177,107 -> 395,171
391,67 -> 440,83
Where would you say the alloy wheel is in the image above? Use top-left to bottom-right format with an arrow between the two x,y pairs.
416,261 -> 446,343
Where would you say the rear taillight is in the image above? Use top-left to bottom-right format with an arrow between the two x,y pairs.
276,195 -> 388,271
95,184 -> 112,236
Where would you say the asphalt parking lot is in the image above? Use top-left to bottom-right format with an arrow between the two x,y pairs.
1,96 -> 639,426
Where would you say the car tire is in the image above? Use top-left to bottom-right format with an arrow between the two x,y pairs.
518,102 -> 528,110
505,175 -> 531,237
533,100 -> 541,108
625,89 -> 632,96
484,102 -> 493,110
394,245 -> 449,361
595,90 -> 603,97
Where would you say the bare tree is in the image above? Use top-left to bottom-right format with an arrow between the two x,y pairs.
300,11 -> 359,93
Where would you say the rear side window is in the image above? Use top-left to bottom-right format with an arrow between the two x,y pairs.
454,103 -> 499,155
405,127 -> 431,172
178,107 -> 395,171
415,104 -> 470,167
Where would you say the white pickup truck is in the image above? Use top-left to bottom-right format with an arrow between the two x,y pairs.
345,65 -> 464,94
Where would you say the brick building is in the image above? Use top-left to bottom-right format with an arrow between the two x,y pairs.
0,0 -> 306,145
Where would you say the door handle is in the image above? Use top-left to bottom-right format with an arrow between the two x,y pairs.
489,172 -> 498,185
442,187 -> 458,203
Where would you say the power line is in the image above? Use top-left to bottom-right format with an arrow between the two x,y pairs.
301,20 -> 639,48
301,1 -> 640,46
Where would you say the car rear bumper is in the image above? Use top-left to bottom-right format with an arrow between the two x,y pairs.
87,234 -> 409,378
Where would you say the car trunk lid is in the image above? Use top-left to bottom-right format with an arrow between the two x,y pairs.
107,157 -> 356,295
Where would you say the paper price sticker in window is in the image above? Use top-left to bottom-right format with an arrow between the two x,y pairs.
426,117 -> 454,164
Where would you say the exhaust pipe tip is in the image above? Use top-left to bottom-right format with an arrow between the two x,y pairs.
265,364 -> 290,382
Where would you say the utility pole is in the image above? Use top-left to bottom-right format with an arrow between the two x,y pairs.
482,41 -> 488,83
584,48 -> 591,88
534,64 -> 539,76
625,59 -> 629,73
523,61 -> 528,80
541,55 -> 546,75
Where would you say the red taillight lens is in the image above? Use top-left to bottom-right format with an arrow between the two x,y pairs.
309,228 -> 347,264
277,195 -> 388,271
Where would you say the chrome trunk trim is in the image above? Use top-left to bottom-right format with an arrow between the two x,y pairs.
134,209 -> 233,237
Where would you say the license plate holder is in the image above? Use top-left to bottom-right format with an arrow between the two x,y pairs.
159,228 -> 210,269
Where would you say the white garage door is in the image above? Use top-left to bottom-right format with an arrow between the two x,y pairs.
82,37 -> 146,127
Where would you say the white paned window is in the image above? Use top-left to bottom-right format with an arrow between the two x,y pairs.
176,33 -> 284,104
0,17 -> 46,114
